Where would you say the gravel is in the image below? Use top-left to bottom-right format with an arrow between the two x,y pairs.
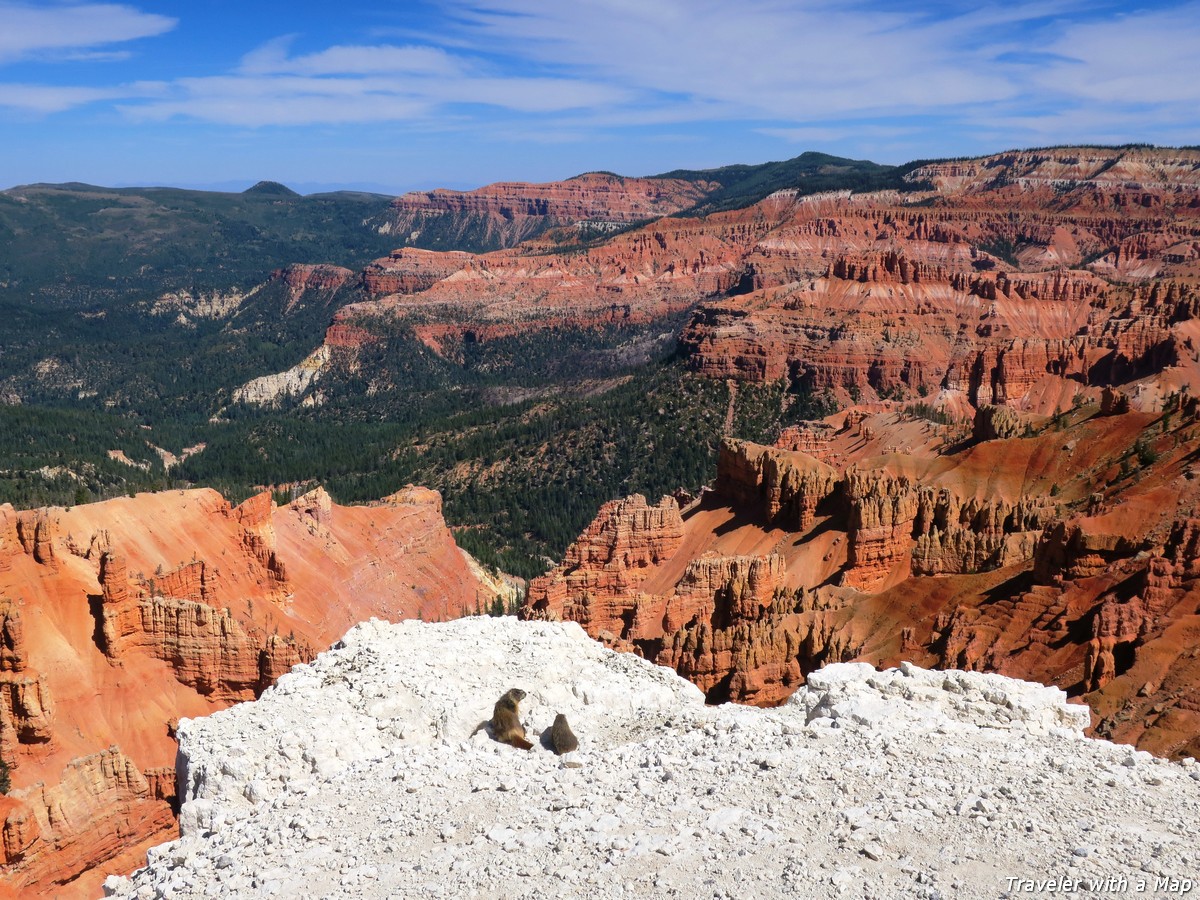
103,617 -> 1200,899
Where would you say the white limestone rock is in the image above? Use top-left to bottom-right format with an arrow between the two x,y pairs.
797,660 -> 1092,736
105,617 -> 1199,900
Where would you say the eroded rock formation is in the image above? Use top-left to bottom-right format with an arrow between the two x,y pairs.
714,438 -> 838,530
271,264 -> 354,313
526,495 -> 683,637
369,172 -> 717,250
0,487 -> 501,898
0,598 -> 54,758
238,147 -> 1200,415
1,748 -> 175,892
524,392 -> 1200,763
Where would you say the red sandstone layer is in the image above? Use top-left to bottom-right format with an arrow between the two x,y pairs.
524,393 -> 1200,761
260,147 -> 1200,412
0,486 -> 501,898
372,171 -> 717,249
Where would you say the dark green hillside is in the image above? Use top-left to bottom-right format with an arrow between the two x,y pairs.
243,181 -> 301,197
2,274 -> 361,416
654,151 -> 921,214
0,183 -> 397,413
0,182 -> 396,302
0,405 -> 174,507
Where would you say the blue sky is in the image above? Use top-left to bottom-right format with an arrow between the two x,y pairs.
1,0 -> 1197,193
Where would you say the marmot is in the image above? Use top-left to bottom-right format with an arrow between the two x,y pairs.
486,688 -> 533,750
548,713 -> 578,755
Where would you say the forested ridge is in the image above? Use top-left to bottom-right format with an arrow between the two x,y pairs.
2,344 -> 830,579
0,153 -> 900,577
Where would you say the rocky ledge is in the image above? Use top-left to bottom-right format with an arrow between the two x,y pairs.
104,618 -> 1199,900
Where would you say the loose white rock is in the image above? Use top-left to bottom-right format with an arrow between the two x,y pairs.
103,618 -> 1200,900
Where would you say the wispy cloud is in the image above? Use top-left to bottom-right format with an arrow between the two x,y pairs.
0,2 -> 175,63
760,125 -> 918,144
121,38 -> 630,126
0,82 -> 128,113
1034,3 -> 1200,105
434,0 -> 1021,120
239,37 -> 461,78
2,0 -> 1198,161
424,0 -> 1200,143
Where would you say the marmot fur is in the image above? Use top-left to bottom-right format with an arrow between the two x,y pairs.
486,688 -> 532,750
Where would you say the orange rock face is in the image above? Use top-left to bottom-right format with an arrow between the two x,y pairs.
713,438 -> 838,530
525,494 -> 684,641
675,148 -> 1200,412
0,486 -> 500,898
270,263 -> 354,312
524,394 -> 1200,761
277,147 -> 1200,419
343,213 -> 754,359
1,748 -> 176,893
372,172 -> 717,250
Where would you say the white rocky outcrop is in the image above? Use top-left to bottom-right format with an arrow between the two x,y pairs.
150,287 -> 260,321
232,344 -> 331,406
105,618 -> 1200,900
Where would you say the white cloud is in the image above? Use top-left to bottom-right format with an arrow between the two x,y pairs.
240,39 -> 462,78
120,38 -> 630,126
1033,3 -> 1200,105
0,2 -> 175,63
434,0 -> 1022,121
760,124 -> 916,144
412,0 -> 1200,149
966,102 -> 1200,150
0,82 -> 125,113
3,0 -> 1199,154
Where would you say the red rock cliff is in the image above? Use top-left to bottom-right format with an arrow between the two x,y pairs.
0,486 -> 501,898
372,172 -> 716,249
524,395 -> 1200,762
283,147 -> 1200,418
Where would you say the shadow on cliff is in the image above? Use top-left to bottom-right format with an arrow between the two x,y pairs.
979,570 -> 1036,608
792,515 -> 839,547
712,505 -> 761,537
680,490 -> 725,523
86,593 -> 106,654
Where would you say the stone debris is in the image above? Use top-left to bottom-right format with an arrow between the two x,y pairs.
104,617 -> 1200,900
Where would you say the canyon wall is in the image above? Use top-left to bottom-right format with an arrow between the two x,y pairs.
240,146 -> 1200,413
10,145 -> 1200,892
0,486 -> 500,898
524,391 -> 1200,761
368,171 -> 717,250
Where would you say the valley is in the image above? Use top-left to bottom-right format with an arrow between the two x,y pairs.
2,143 -> 1200,895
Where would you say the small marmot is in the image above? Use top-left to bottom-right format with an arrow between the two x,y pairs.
548,713 -> 578,755
487,688 -> 533,750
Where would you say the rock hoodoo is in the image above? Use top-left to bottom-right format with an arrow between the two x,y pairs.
526,398 -> 1200,762
240,146 -> 1200,417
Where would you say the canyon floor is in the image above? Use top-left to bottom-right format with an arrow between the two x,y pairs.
104,618 -> 1199,900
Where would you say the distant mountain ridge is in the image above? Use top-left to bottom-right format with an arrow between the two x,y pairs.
367,152 -> 914,253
